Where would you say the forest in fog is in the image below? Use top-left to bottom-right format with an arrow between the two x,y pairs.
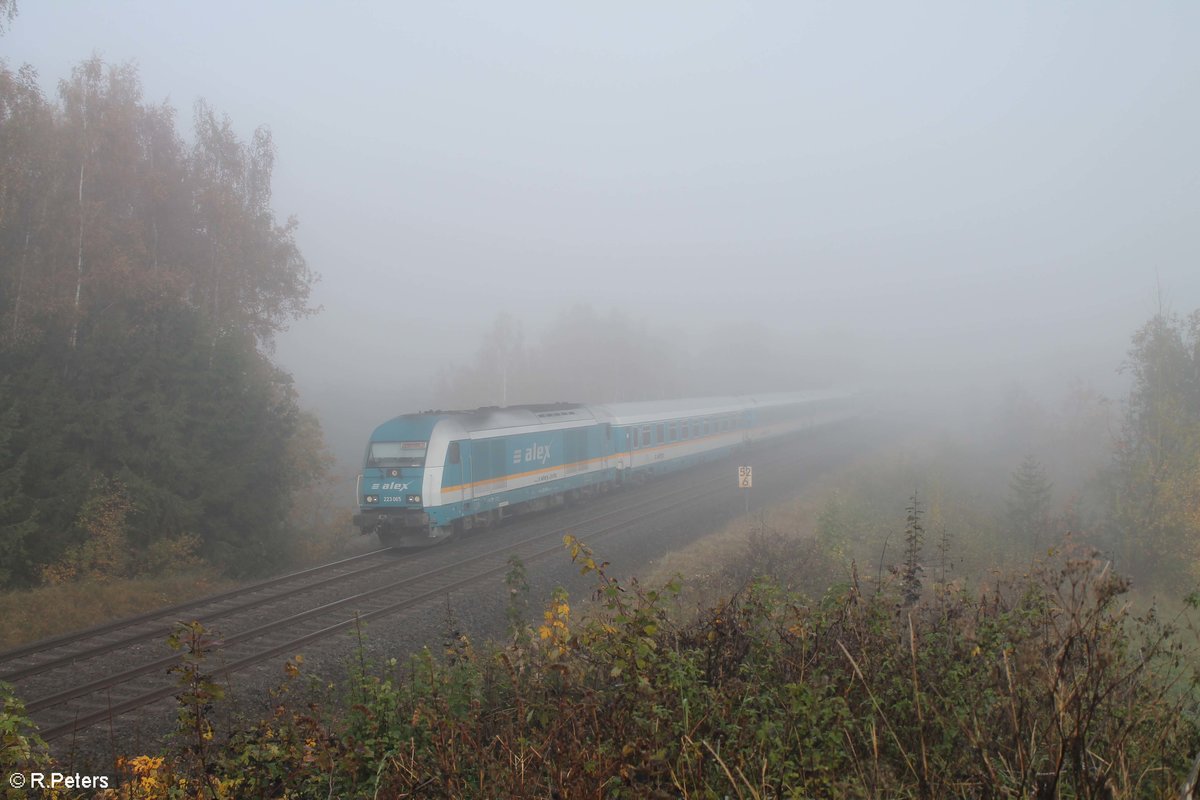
0,56 -> 323,586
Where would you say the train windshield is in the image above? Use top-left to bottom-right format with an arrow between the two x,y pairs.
367,441 -> 427,468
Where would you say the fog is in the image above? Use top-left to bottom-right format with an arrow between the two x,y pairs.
8,2 -> 1199,470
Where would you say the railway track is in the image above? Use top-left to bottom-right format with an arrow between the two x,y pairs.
2,433 -> 833,744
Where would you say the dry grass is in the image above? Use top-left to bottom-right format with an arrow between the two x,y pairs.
0,570 -> 234,652
643,494 -> 823,593
0,523 -> 372,652
641,445 -> 891,605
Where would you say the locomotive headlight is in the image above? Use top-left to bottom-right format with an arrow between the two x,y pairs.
407,494 -> 421,504
388,468 -> 400,477
365,494 -> 379,504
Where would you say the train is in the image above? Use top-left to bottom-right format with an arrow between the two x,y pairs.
353,391 -> 858,547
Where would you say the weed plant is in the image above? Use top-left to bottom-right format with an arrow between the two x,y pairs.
0,682 -> 50,800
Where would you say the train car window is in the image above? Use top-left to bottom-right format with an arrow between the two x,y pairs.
642,425 -> 652,445
668,423 -> 676,441
657,424 -> 665,443
681,421 -> 689,439
603,423 -> 611,440
447,442 -> 461,465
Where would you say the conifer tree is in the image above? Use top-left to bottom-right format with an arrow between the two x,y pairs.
1108,310 -> 1200,585
1007,455 -> 1053,551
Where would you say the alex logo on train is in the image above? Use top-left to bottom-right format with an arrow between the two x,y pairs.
370,481 -> 411,491
512,444 -> 552,466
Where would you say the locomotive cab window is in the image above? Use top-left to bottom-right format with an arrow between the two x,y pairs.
447,441 -> 461,465
367,441 -> 427,468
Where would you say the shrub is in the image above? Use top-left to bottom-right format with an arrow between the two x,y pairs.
198,537 -> 1200,798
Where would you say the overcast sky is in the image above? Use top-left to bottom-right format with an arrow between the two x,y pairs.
6,2 -> 1198,463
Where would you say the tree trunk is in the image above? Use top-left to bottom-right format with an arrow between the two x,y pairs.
70,161 -> 84,349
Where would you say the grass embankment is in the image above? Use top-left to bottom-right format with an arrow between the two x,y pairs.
0,572 -> 233,651
647,431 -> 1134,609
0,526 -> 362,652
643,437 -> 1008,606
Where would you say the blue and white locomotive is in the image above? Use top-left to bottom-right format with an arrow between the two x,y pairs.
353,391 -> 856,547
